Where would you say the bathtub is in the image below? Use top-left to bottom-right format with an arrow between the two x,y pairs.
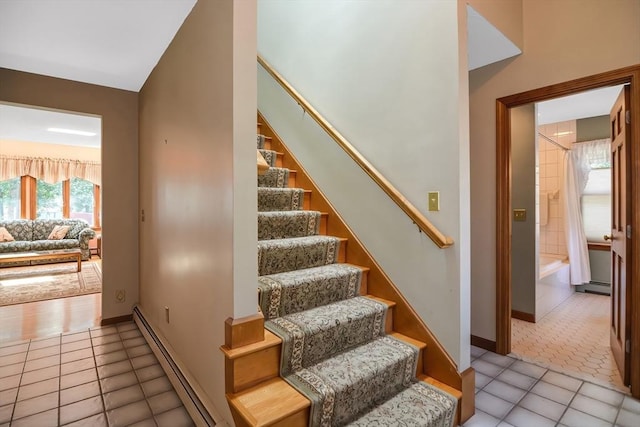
537,253 -> 571,320
539,253 -> 569,279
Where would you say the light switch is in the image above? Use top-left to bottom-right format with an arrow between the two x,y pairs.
513,209 -> 527,221
428,192 -> 440,211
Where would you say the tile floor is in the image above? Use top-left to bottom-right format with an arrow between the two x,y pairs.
464,345 -> 640,426
512,292 -> 626,391
0,321 -> 194,427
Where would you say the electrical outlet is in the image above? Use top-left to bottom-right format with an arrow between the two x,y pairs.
115,289 -> 126,303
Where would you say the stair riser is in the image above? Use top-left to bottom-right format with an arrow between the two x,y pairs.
226,346 -> 280,394
257,238 -> 344,276
259,266 -> 363,320
268,298 -> 387,375
258,212 -> 321,240
258,189 -> 306,212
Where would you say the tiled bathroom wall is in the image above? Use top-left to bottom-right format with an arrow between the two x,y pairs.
538,120 -> 574,256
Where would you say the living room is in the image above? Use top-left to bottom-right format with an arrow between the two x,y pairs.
0,102 -> 103,340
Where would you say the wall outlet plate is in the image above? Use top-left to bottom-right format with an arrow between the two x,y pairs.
115,289 -> 126,303
513,209 -> 527,221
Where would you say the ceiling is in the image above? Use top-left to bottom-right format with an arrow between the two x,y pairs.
0,1 -> 624,147
0,0 -> 196,92
0,103 -> 101,148
537,85 -> 625,125
467,5 -> 521,71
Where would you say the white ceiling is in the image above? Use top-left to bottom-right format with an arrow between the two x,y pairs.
537,85 -> 625,125
467,5 -> 521,71
0,103 -> 101,148
0,0 -> 196,92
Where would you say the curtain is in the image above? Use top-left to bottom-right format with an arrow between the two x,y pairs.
0,155 -> 101,185
562,151 -> 591,285
562,138 -> 610,285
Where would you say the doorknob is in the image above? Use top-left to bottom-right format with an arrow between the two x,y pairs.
604,234 -> 613,241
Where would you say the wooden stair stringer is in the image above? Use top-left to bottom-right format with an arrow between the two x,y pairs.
258,111 -> 473,424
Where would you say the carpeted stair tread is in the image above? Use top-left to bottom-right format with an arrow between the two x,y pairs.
267,297 -> 388,376
257,134 -> 271,149
346,381 -> 457,427
258,235 -> 341,276
258,264 -> 363,319
258,167 -> 290,188
258,187 -> 306,211
258,149 -> 277,167
258,211 -> 321,240
287,335 -> 420,426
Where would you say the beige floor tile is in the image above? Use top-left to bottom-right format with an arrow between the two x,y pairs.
0,321 -> 194,427
512,292 -> 630,393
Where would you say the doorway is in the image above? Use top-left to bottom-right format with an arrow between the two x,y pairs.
0,102 -> 103,342
495,65 -> 640,399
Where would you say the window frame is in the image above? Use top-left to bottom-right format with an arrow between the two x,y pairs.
581,166 -> 611,249
10,176 -> 101,228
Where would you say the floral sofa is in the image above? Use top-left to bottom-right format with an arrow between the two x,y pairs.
0,219 -> 96,265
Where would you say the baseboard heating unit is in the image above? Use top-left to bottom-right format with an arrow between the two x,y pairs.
133,306 -> 218,427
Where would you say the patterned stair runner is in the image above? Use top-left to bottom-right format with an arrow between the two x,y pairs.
258,211 -> 320,240
255,133 -> 456,426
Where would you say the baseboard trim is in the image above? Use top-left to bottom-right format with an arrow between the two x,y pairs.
101,314 -> 133,326
470,335 -> 496,352
511,309 -> 535,323
133,306 -> 218,427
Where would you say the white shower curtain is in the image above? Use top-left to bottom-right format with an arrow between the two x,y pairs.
562,150 -> 591,285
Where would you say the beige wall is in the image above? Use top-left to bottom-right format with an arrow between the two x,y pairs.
469,0 -> 640,341
0,139 -> 100,161
138,0 -> 256,422
0,68 -> 139,321
510,104 -> 536,316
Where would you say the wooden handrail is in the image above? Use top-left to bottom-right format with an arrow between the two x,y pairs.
258,55 -> 454,248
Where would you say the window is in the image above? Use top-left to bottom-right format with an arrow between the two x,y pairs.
0,177 -> 21,220
36,180 -> 63,219
4,176 -> 100,227
70,177 -> 95,223
581,167 -> 611,243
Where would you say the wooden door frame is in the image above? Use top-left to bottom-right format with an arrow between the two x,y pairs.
495,65 -> 640,398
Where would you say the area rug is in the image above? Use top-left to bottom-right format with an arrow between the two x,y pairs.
0,262 -> 102,306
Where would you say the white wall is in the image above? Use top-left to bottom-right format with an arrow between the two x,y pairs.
138,0 -> 256,423
468,0 -> 640,341
258,0 -> 470,369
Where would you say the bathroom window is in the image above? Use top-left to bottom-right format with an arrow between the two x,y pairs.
581,167 -> 611,243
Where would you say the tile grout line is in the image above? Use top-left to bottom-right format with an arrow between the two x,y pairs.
8,337 -> 31,424
472,350 -> 632,426
120,326 -> 158,426
90,326 -> 109,426
56,333 -> 62,427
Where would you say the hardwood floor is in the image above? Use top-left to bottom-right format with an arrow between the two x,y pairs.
0,258 -> 103,344
0,293 -> 102,344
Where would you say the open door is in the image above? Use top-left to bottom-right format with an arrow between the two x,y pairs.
609,85 -> 631,385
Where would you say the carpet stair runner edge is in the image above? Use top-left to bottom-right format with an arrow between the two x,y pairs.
226,131 -> 458,427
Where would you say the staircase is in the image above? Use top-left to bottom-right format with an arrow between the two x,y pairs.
221,116 -> 471,426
